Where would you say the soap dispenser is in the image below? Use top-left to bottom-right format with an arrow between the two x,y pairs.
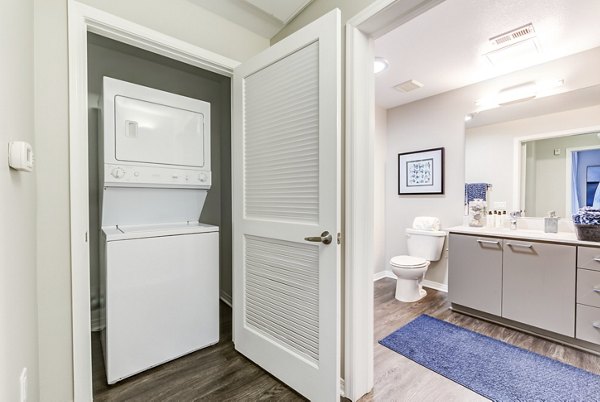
544,211 -> 559,233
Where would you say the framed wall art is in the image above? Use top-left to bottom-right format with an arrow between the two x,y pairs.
398,147 -> 444,195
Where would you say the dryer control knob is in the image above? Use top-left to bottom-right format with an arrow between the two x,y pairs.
111,167 -> 125,179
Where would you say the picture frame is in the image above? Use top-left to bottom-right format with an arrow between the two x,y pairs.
398,147 -> 445,195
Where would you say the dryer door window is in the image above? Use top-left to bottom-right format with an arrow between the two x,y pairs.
114,96 -> 205,168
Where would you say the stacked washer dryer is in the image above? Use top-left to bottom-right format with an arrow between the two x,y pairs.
99,77 -> 219,384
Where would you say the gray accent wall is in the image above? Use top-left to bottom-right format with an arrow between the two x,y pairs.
87,34 -> 233,321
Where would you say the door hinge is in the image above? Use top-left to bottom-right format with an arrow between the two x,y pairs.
337,232 -> 342,245
85,232 -> 88,243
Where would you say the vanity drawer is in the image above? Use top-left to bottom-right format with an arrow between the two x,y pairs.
577,246 -> 600,272
576,304 -> 600,345
577,269 -> 600,308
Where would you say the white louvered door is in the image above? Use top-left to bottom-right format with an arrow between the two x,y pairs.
232,10 -> 341,402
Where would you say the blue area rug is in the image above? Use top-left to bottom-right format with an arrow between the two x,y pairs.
379,315 -> 600,401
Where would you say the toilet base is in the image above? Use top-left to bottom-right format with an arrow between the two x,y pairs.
395,278 -> 427,302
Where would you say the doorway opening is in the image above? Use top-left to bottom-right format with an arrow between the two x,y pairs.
348,0 -> 600,400
85,32 -> 233,398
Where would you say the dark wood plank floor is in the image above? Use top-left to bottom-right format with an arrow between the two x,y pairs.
92,302 -> 304,401
93,281 -> 600,401
360,278 -> 600,401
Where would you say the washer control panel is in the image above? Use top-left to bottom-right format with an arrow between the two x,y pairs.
104,164 -> 211,188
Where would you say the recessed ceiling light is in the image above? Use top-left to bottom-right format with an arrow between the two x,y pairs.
393,79 -> 424,93
374,57 -> 389,74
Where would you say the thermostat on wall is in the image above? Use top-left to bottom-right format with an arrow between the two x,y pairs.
8,141 -> 34,172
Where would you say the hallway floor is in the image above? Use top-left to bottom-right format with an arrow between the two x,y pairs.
92,302 -> 303,401
361,278 -> 600,401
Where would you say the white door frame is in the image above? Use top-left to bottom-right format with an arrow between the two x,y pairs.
344,0 -> 446,400
566,144 -> 600,216
67,2 -> 239,400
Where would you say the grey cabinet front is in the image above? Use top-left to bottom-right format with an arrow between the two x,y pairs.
448,234 -> 503,315
502,240 -> 576,337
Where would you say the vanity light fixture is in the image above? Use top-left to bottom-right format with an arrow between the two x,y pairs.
464,114 -> 473,122
475,79 -> 564,110
496,81 -> 537,105
374,57 -> 389,74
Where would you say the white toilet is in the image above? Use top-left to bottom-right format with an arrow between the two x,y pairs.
390,217 -> 446,302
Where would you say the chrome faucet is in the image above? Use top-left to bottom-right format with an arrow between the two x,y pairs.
509,211 -> 522,230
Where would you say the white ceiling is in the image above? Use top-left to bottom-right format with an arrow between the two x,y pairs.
374,0 -> 600,109
188,0 -> 313,38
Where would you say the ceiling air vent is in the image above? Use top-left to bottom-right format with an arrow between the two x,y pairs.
489,23 -> 536,49
394,79 -> 424,93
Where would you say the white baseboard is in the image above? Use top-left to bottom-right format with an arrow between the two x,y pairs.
220,290 -> 232,307
373,270 -> 447,293
422,279 -> 448,293
373,270 -> 395,281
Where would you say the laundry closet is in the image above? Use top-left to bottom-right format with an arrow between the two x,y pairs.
86,33 -> 232,388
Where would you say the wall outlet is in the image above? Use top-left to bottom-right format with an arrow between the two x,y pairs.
19,367 -> 27,402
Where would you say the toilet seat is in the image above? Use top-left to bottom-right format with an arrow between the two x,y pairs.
390,255 -> 428,269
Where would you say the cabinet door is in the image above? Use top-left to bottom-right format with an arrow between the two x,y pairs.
502,240 -> 575,337
448,234 -> 503,315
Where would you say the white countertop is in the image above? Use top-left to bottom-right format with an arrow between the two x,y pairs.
447,225 -> 600,247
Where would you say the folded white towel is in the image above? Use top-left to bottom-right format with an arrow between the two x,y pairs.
412,216 -> 441,231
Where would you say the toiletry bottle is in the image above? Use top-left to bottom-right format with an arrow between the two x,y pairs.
544,211 -> 559,233
486,211 -> 494,228
502,210 -> 507,228
493,211 -> 498,228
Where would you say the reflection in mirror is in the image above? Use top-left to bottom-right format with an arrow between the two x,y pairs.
521,132 -> 600,217
465,46 -> 600,218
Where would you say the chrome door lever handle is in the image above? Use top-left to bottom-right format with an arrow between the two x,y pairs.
304,231 -> 333,245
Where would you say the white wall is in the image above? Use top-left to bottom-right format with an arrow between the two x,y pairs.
34,1 -> 268,400
0,0 -> 39,401
78,0 -> 270,62
385,91 -> 470,286
271,0 -> 375,43
374,106 -> 387,273
466,105 -> 600,216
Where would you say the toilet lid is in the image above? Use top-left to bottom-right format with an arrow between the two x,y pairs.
390,255 -> 428,268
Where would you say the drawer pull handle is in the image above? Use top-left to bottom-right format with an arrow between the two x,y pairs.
594,257 -> 600,262
477,240 -> 500,245
506,242 -> 533,249
593,287 -> 600,293
593,322 -> 600,330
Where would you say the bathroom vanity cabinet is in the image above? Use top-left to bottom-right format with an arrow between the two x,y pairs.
502,240 -> 575,337
448,229 -> 600,353
448,235 -> 503,315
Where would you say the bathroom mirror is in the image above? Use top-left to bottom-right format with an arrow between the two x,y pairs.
464,45 -> 600,218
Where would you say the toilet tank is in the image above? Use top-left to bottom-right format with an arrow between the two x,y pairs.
406,228 -> 446,261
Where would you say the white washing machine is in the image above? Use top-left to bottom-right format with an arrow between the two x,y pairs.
99,77 -> 219,384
